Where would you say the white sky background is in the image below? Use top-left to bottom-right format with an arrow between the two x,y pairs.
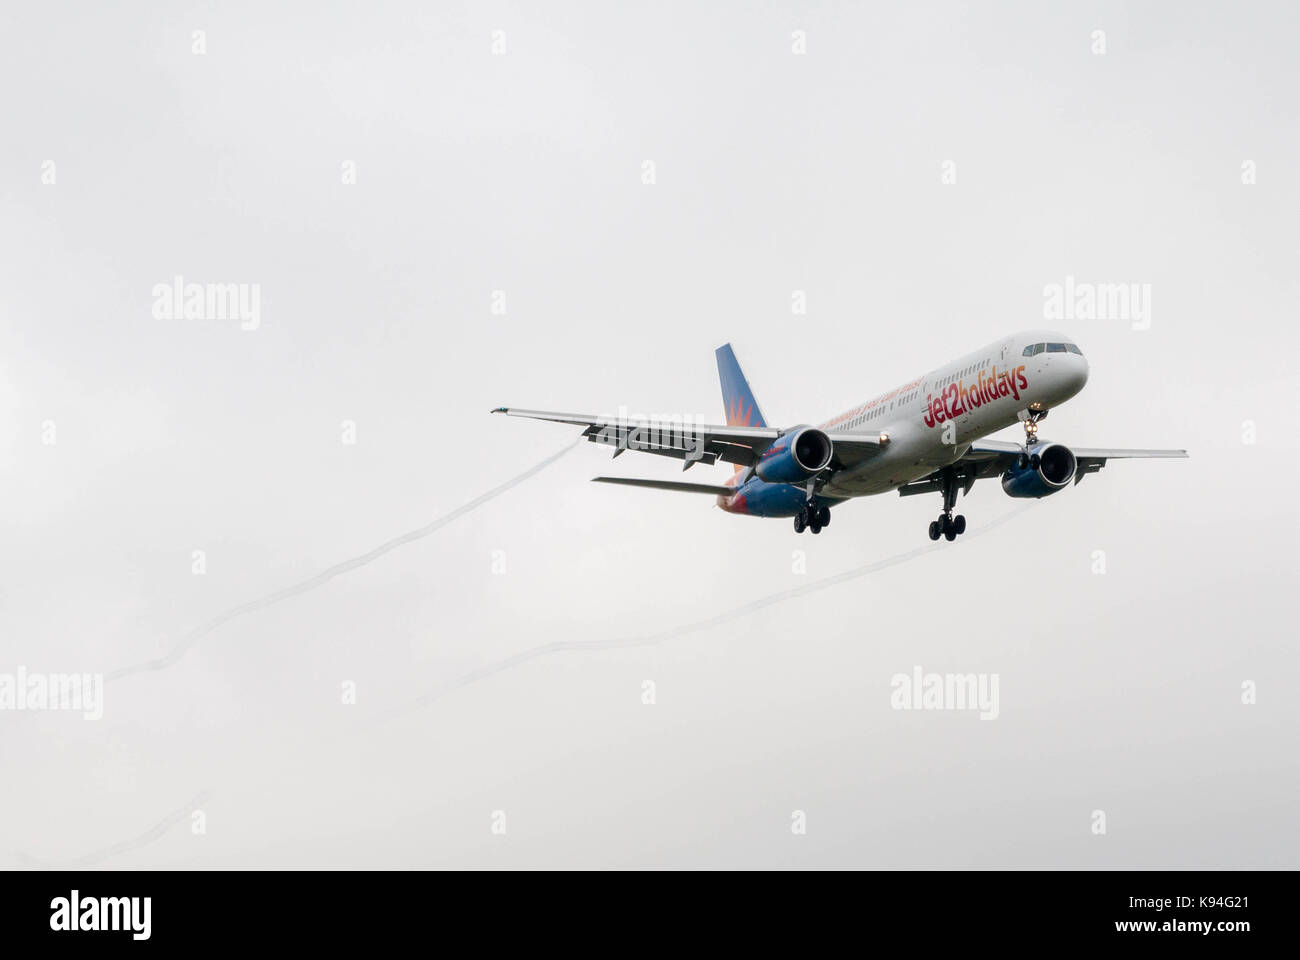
0,0 -> 1296,867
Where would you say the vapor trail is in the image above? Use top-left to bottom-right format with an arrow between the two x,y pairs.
15,790 -> 213,868
50,502 -> 1033,867
399,501 -> 1036,713
105,441 -> 579,682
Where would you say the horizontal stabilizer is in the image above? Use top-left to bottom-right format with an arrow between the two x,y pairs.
592,477 -> 732,496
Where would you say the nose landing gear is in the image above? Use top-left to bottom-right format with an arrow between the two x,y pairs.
1016,409 -> 1048,469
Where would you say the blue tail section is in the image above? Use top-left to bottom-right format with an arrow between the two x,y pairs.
715,343 -> 768,428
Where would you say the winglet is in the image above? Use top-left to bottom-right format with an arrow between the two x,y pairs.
491,407 -> 508,414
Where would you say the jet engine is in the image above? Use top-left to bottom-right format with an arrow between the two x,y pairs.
1001,442 -> 1077,498
755,426 -> 833,483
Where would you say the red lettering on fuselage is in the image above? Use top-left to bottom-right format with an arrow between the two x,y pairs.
923,364 -> 1028,428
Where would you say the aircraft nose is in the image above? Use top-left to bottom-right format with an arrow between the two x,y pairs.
1063,355 -> 1089,397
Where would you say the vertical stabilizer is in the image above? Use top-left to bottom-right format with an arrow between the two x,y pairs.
715,343 -> 768,429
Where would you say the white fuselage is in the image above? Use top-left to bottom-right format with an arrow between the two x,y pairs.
816,330 -> 1090,498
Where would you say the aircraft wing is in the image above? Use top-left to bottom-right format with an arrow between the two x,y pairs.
898,439 -> 1188,496
825,431 -> 891,469
492,407 -> 782,469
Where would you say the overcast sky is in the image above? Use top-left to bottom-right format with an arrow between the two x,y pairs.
1,0 -> 1296,868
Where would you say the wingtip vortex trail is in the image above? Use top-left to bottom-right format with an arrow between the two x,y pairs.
105,439 -> 579,683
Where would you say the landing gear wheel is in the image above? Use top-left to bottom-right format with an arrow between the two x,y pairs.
1029,453 -> 1041,470
809,522 -> 822,535
1016,453 -> 1029,470
814,505 -> 831,527
793,512 -> 806,533
931,510 -> 965,543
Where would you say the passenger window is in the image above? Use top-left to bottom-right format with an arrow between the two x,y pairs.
1047,342 -> 1066,353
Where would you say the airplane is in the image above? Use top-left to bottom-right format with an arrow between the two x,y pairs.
492,331 -> 1187,541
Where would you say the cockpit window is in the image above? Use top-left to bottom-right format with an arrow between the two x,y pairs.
1025,341 -> 1082,357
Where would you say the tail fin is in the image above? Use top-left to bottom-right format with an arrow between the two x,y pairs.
715,343 -> 768,429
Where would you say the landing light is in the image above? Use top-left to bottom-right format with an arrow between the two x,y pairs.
879,432 -> 890,444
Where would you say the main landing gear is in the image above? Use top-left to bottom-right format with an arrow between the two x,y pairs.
926,466 -> 967,543
927,512 -> 966,542
794,478 -> 830,534
793,501 -> 831,535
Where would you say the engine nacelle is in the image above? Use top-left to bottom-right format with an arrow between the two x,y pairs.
1001,442 -> 1077,498
756,426 -> 833,484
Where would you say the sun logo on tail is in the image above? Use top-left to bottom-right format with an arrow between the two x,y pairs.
727,397 -> 757,428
